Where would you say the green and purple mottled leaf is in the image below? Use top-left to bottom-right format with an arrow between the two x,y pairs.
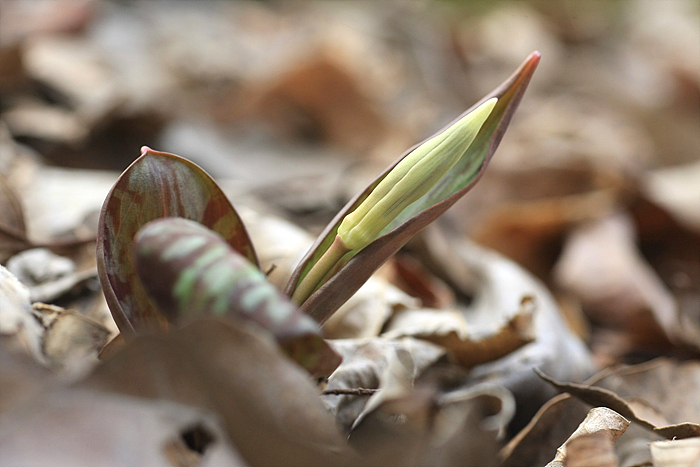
133,217 -> 341,377
285,52 -> 541,323
97,147 -> 258,336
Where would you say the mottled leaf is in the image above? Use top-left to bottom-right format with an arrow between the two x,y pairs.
96,147 -> 258,336
133,217 -> 340,377
286,52 -> 541,323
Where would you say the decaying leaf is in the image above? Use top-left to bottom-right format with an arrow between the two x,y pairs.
0,388 -> 248,467
651,437 -> 700,467
419,230 -> 595,428
537,358 -> 700,439
324,336 -> 446,432
97,147 -> 258,336
0,264 -> 43,360
561,431 -> 621,467
32,303 -> 111,369
0,173 -> 32,262
6,248 -> 98,303
553,213 -> 676,346
349,385 -> 513,467
323,275 -> 419,339
545,406 -> 629,467
382,299 -> 534,368
500,394 -> 591,467
87,318 -> 357,467
133,217 -> 340,377
286,51 -> 541,323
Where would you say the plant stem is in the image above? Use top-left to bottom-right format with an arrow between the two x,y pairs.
291,235 -> 350,305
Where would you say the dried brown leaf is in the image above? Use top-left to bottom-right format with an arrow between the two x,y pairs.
545,407 -> 629,467
500,394 -> 591,467
382,300 -> 534,368
553,213 -> 675,346
0,265 -> 44,360
33,303 -> 110,368
87,318 -> 356,467
537,359 -> 700,439
0,388 -> 248,467
417,230 -> 595,427
0,173 -> 31,262
324,336 -> 445,432
563,431 -> 620,467
650,438 -> 700,467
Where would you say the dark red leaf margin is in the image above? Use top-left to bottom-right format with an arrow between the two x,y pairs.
97,147 -> 258,337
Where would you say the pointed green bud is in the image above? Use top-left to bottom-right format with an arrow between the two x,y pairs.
337,97 -> 497,250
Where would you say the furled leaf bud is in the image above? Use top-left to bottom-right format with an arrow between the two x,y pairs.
337,98 -> 497,250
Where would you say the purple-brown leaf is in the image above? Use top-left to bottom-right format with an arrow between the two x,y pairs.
133,217 -> 341,377
96,147 -> 258,336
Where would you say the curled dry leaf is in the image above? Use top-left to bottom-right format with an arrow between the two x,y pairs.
323,276 -> 419,339
553,213 -> 676,345
6,248 -> 98,303
324,336 -> 445,432
97,147 -> 258,336
0,173 -> 31,262
651,437 -> 700,467
561,431 -> 621,467
0,265 -> 44,361
32,303 -> 111,369
419,229 -> 595,425
0,388 -> 248,467
87,318 -> 356,467
382,299 -> 535,368
349,385 -> 514,467
133,217 -> 340,377
500,394 -> 591,467
545,406 -> 629,467
537,358 -> 700,439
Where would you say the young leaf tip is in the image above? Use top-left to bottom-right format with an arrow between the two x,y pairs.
337,97 -> 497,251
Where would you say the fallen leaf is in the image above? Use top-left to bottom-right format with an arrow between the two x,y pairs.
323,274 -> 419,339
545,406 -> 629,467
87,318 -> 357,466
382,299 -> 534,368
500,394 -> 590,467
324,336 -> 445,432
0,264 -> 44,360
0,173 -> 31,262
418,230 -> 595,430
349,385 -> 512,467
553,213 -> 675,347
651,438 -> 700,467
537,358 -> 700,439
0,387 -> 249,467
644,159 -> 700,231
561,431 -> 620,467
33,303 -> 110,369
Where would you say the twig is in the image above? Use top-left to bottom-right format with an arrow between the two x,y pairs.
322,388 -> 378,396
